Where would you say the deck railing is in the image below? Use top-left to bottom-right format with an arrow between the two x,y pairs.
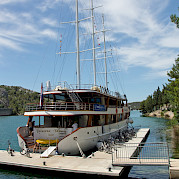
44,81 -> 127,100
25,102 -> 110,112
112,142 -> 170,166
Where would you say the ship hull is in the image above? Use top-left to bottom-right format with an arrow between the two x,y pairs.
17,119 -> 128,156
58,120 -> 128,155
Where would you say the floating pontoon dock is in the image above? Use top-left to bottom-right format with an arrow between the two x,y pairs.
170,158 -> 179,179
0,128 -> 152,177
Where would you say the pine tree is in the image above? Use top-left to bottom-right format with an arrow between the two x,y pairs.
170,8 -> 179,28
167,57 -> 179,119
145,95 -> 153,113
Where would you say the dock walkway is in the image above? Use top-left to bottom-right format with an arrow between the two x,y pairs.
170,158 -> 179,179
0,128 -> 150,177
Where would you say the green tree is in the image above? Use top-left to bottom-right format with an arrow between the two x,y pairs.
167,57 -> 179,119
170,8 -> 179,28
153,87 -> 162,110
140,101 -> 147,114
145,95 -> 153,113
161,85 -> 170,107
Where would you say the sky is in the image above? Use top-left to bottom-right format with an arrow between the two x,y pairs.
0,0 -> 178,102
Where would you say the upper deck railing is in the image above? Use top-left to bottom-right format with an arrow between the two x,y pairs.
44,81 -> 127,100
25,102 -> 110,112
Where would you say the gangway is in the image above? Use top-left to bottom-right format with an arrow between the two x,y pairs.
40,146 -> 57,158
112,142 -> 170,166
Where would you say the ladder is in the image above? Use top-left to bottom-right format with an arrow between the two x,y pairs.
64,82 -> 83,109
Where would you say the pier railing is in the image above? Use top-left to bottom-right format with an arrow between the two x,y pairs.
112,142 -> 170,166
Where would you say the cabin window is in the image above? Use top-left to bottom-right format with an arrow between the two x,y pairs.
54,94 -> 65,101
91,98 -> 94,103
44,94 -> 53,102
96,98 -> 101,103
120,114 -> 122,121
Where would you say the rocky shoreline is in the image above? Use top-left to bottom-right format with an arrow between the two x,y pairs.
147,110 -> 174,119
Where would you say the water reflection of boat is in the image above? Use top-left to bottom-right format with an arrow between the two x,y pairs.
17,0 -> 130,156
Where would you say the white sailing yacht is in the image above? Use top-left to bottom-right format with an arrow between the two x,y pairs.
17,0 -> 130,156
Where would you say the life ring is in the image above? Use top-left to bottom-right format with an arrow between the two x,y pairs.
36,139 -> 59,145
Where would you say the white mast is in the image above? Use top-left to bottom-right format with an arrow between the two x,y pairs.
76,0 -> 80,89
91,0 -> 96,86
102,15 -> 108,88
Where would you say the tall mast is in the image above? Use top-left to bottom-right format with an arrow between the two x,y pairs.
91,0 -> 96,86
76,0 -> 80,89
102,15 -> 108,88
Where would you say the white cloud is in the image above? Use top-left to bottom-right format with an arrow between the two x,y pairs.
0,37 -> 23,51
118,45 -> 176,70
157,25 -> 179,48
0,7 -> 57,52
0,0 -> 26,5
42,18 -> 58,27
37,0 -> 61,12
60,0 -> 178,81
41,29 -> 57,39
90,0 -> 178,79
143,70 -> 168,80
0,0 -> 177,81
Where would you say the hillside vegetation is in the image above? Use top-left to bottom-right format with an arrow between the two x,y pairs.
128,102 -> 141,110
140,56 -> 179,122
140,10 -> 179,123
0,85 -> 39,115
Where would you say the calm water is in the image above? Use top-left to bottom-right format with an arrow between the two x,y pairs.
0,111 -> 172,178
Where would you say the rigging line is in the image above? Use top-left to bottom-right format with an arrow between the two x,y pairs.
55,8 -> 76,83
80,0 -> 98,86
56,26 -> 76,83
57,0 -> 91,84
110,53 -> 121,92
33,2 -> 64,91
103,45 -> 117,90
92,1 -> 118,89
105,46 -> 118,91
48,1 -> 63,86
111,43 -> 126,95
110,49 -> 125,95
50,0 -> 65,86
58,29 -> 76,82
79,0 -> 91,83
32,37 -> 52,92
54,1 -> 72,80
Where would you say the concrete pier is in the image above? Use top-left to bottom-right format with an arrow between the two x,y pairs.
170,158 -> 179,179
0,128 -> 150,177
